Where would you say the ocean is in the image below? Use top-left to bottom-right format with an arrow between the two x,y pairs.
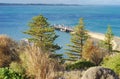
0,4 -> 120,54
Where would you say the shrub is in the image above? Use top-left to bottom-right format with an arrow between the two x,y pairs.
0,35 -> 19,67
19,45 -> 62,79
82,39 -> 106,66
102,53 -> 120,75
10,62 -> 25,75
0,67 -> 24,79
66,60 -> 95,70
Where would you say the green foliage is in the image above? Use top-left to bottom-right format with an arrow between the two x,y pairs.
10,62 -> 25,75
24,15 -> 60,52
28,15 -> 49,28
103,25 -> 114,54
102,54 -> 120,75
66,18 -> 89,61
0,67 -> 25,79
23,15 -> 63,63
66,60 -> 95,70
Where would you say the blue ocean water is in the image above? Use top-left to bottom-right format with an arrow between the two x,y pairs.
0,5 -> 120,54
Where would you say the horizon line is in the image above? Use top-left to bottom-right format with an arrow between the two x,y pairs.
0,3 -> 120,6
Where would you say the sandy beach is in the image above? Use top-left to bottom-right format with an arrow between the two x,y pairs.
88,31 -> 120,51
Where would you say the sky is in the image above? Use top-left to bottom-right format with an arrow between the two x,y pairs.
0,0 -> 120,5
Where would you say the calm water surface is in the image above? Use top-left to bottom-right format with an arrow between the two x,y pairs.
0,5 -> 120,54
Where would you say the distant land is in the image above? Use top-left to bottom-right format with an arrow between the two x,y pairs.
0,3 -> 81,6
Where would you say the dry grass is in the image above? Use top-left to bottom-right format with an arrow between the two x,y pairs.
0,35 -> 19,67
20,45 -> 61,79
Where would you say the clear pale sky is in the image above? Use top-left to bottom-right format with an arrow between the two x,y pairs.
0,0 -> 120,5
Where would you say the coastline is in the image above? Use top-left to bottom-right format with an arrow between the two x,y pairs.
53,25 -> 120,51
88,31 -> 120,50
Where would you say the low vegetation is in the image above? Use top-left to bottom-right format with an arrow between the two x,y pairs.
0,67 -> 25,79
0,35 -> 62,79
82,39 -> 107,66
65,60 -> 95,70
19,45 -> 62,79
0,35 -> 19,67
102,53 -> 120,75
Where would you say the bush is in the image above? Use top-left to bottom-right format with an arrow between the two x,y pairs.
102,53 -> 120,75
10,62 -> 25,75
19,45 -> 62,79
82,39 -> 107,66
0,67 -> 24,79
0,35 -> 19,67
66,60 -> 95,70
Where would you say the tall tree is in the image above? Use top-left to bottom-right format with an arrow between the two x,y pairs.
24,15 -> 60,52
103,25 -> 114,54
65,18 -> 89,61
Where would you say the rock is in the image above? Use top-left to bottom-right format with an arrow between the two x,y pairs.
81,66 -> 119,79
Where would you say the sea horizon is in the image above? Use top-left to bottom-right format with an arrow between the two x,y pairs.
0,3 -> 120,6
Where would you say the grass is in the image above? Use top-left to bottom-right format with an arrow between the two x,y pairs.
19,45 -> 62,79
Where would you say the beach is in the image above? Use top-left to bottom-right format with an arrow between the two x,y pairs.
88,31 -> 120,51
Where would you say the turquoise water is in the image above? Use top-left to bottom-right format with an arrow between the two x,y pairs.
0,5 -> 120,54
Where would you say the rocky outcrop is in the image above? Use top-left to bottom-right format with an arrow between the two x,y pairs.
81,66 -> 119,79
